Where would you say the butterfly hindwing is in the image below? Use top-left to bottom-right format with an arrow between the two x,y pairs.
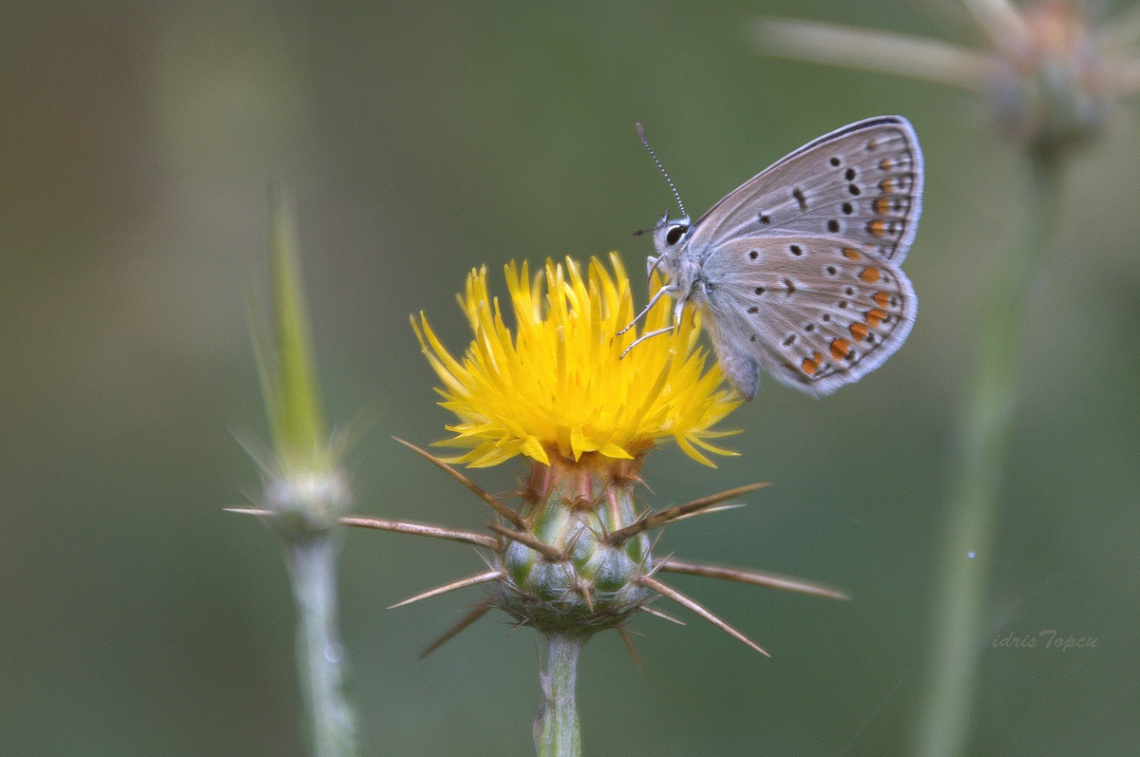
696,235 -> 917,396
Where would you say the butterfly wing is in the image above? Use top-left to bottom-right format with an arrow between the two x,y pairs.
688,116 -> 923,264
693,235 -> 917,397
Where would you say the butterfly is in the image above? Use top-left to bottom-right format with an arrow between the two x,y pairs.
623,116 -> 922,400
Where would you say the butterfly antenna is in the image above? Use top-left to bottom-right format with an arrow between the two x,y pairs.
636,123 -> 686,217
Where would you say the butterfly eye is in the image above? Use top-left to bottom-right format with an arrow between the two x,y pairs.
665,224 -> 688,246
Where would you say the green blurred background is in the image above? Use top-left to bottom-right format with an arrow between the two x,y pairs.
3,1 -> 1139,755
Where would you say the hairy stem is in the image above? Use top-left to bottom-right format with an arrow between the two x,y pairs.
288,533 -> 360,757
535,632 -> 585,757
912,151 -> 1063,757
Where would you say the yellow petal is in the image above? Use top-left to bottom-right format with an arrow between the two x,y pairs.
413,254 -> 739,469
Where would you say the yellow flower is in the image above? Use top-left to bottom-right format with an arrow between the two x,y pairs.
412,253 -> 741,468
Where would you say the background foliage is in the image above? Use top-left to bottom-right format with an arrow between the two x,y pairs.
3,2 -> 1139,755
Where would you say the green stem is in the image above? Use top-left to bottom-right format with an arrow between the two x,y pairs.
911,152 -> 1063,757
535,632 -> 584,757
288,533 -> 360,757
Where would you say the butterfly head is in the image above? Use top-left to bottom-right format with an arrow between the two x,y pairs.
651,211 -> 691,276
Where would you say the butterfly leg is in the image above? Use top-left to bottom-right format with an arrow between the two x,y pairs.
645,255 -> 659,279
619,324 -> 678,359
617,283 -> 670,337
618,286 -> 689,359
671,295 -> 686,329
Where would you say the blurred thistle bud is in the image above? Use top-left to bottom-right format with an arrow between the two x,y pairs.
246,187 -> 353,537
985,1 -> 1113,155
757,0 -> 1140,159
232,189 -> 361,757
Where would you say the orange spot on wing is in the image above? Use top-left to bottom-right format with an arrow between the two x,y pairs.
801,352 -> 823,376
873,291 -> 892,308
866,308 -> 887,327
849,322 -> 869,342
880,178 -> 894,193
879,158 -> 893,170
867,219 -> 888,238
830,338 -> 852,361
873,197 -> 891,214
842,247 -> 861,261
859,267 -> 881,283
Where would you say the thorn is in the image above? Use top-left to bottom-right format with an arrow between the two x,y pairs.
223,507 -> 270,516
393,437 -> 527,529
658,558 -> 850,601
669,503 -> 745,523
485,522 -> 565,562
638,575 -> 770,657
608,483 -> 769,544
340,515 -> 498,550
420,603 -> 493,659
388,570 -> 503,609
562,519 -> 592,554
638,604 -> 686,625
618,626 -> 643,669
578,582 -> 595,613
231,429 -> 276,474
475,550 -> 498,571
643,551 -> 673,578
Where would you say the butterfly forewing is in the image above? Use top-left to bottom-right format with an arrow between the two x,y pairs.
688,116 -> 923,264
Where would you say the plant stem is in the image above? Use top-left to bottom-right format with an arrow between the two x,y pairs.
911,151 -> 1063,757
288,532 -> 360,757
535,632 -> 585,757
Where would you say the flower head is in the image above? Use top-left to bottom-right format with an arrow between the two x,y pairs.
345,255 -> 847,733
412,253 -> 740,468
